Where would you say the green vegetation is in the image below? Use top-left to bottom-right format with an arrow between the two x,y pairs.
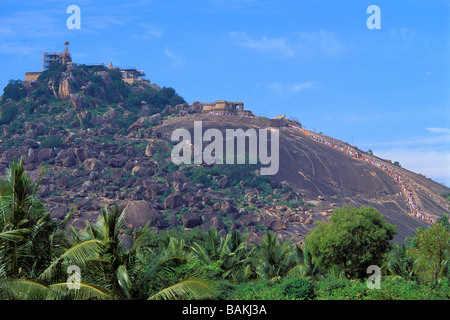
306,206 -> 397,279
124,86 -> 185,115
40,135 -> 64,148
0,102 -> 19,125
0,158 -> 448,300
1,80 -> 26,103
183,161 -> 271,190
0,63 -> 187,140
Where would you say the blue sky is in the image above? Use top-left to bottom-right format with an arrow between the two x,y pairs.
1,0 -> 449,185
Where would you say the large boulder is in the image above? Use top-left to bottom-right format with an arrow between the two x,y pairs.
220,200 -> 238,214
38,148 -> 55,162
74,147 -> 89,162
200,215 -> 226,232
182,212 -> 202,228
166,171 -> 189,184
141,179 -> 170,200
107,155 -> 128,168
58,77 -> 74,100
23,138 -> 39,149
89,115 -> 107,127
268,219 -> 287,231
50,205 -> 70,221
83,158 -> 104,171
70,93 -> 84,110
128,117 -> 147,132
164,193 -> 184,209
236,214 -> 261,227
217,176 -> 229,189
124,200 -> 167,229
62,156 -> 77,167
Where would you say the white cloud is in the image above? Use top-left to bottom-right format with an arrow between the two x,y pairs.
132,23 -> 163,40
427,127 -> 450,134
268,81 -> 317,95
375,148 -> 450,186
365,127 -> 450,186
164,48 -> 185,69
229,32 -> 294,57
229,29 -> 344,58
296,29 -> 344,56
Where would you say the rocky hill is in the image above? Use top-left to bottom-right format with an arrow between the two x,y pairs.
0,62 -> 449,244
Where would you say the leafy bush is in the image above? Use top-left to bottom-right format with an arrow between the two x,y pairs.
282,277 -> 316,300
38,62 -> 67,83
40,135 -> 64,148
0,103 -> 18,124
230,281 -> 287,300
306,206 -> 397,279
124,86 -> 186,113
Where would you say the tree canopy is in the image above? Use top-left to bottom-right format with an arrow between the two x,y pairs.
306,206 -> 397,279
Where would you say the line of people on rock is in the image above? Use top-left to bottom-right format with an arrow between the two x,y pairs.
208,112 -> 256,118
287,124 -> 436,223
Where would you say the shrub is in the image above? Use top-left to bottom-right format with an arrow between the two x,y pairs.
41,135 -> 64,148
124,86 -> 186,113
0,103 -> 18,124
306,206 -> 397,279
282,277 -> 316,300
38,62 -> 67,83
231,281 -> 287,300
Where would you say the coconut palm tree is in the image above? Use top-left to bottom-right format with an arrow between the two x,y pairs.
386,242 -> 417,281
286,242 -> 320,278
221,230 -> 256,283
254,232 -> 296,280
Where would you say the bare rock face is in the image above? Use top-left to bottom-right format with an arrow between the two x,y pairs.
58,76 -> 74,100
70,93 -> 84,110
95,71 -> 112,86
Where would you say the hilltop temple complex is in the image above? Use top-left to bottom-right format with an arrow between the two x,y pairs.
24,42 -> 149,85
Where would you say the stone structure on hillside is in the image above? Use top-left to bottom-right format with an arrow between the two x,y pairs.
24,42 -> 150,85
25,42 -> 72,82
201,100 -> 253,117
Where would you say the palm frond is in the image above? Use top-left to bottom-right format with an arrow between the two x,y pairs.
48,282 -> 110,300
0,278 -> 50,300
39,239 -> 103,281
116,264 -> 131,299
0,228 -> 30,242
148,278 -> 211,300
